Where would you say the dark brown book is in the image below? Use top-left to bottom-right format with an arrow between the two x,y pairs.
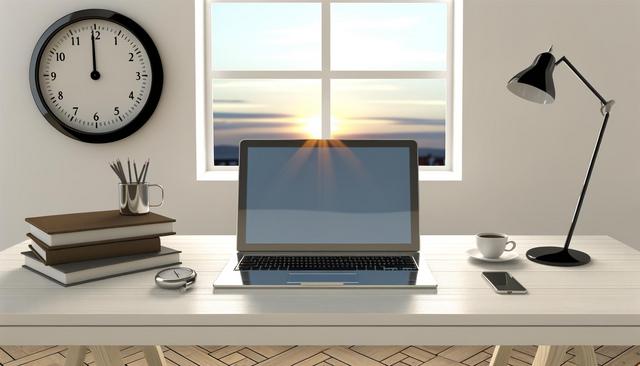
28,233 -> 164,265
26,210 -> 175,233
25,210 -> 175,246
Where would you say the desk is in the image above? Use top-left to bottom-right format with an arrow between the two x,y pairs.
0,236 -> 638,366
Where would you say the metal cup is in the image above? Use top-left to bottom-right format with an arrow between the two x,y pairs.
118,183 -> 164,215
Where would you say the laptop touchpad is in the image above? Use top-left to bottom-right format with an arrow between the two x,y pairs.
287,272 -> 359,285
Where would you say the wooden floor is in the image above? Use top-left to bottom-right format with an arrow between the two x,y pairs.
0,345 -> 638,366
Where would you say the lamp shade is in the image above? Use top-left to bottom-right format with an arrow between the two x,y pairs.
507,52 -> 556,104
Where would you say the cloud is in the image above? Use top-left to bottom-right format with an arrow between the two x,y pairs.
332,82 -> 401,92
351,117 -> 445,126
213,80 -> 318,91
337,131 -> 446,149
212,99 -> 246,104
340,131 -> 444,139
214,131 -> 305,146
369,100 -> 446,106
214,121 -> 294,130
213,112 -> 294,120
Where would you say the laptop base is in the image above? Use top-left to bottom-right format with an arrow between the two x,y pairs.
213,253 -> 438,289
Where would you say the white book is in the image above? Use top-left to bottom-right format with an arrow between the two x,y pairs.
29,222 -> 174,246
23,246 -> 181,286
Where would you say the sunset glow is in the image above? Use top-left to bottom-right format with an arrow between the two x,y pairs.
211,2 -> 448,166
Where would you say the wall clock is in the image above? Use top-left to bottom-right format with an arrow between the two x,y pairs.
29,9 -> 163,143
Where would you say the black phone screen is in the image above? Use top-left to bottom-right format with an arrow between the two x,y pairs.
482,272 -> 527,292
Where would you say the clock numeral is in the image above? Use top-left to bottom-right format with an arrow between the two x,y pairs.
114,107 -> 120,116
129,53 -> 134,62
93,112 -> 100,121
136,72 -> 141,80
129,91 -> 135,100
94,31 -> 101,40
72,106 -> 79,116
71,36 -> 80,46
57,91 -> 64,100
55,52 -> 65,62
50,72 -> 57,81
114,36 -> 118,46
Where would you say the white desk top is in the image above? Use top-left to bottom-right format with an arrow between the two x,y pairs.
0,235 -> 639,345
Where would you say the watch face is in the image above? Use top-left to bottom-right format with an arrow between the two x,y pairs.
158,267 -> 195,281
30,9 -> 163,143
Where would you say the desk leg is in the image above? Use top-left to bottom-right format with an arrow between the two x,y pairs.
142,346 -> 167,366
489,346 -> 513,366
574,346 -> 597,366
64,346 -> 87,366
533,346 -> 568,366
89,346 -> 124,366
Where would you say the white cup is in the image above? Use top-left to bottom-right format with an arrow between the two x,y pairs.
476,233 -> 516,259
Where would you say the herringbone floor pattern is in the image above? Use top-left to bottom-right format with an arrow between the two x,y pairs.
0,345 -> 638,366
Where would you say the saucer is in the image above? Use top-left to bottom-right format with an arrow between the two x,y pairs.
466,248 -> 519,263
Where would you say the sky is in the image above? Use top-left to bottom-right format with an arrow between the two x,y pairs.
211,2 -> 448,157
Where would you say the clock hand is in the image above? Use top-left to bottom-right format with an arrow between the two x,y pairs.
174,270 -> 180,278
90,30 -> 101,80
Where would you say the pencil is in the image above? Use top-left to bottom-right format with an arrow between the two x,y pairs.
110,163 -> 126,184
117,160 -> 127,184
109,164 -> 120,182
134,161 -> 139,184
127,159 -> 132,184
142,159 -> 150,183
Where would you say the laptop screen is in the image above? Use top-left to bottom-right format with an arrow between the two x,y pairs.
237,140 -> 419,251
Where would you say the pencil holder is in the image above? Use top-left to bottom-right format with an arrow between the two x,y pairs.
119,183 -> 164,215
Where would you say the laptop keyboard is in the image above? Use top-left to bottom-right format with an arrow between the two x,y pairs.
237,255 -> 418,271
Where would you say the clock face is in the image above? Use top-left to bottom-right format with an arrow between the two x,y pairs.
30,10 -> 163,143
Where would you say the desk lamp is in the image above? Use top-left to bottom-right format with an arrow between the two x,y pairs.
507,47 -> 615,266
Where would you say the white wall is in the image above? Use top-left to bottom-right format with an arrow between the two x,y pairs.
1,0 -> 638,251
445,0 -> 640,248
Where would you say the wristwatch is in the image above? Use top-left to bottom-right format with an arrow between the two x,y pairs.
155,267 -> 197,289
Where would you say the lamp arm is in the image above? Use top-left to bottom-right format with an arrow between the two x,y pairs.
555,56 -> 612,109
554,56 -> 615,251
562,111 -> 610,250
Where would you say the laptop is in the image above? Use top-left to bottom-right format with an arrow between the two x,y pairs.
213,140 -> 437,289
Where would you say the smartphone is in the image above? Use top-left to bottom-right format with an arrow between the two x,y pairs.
482,271 -> 527,294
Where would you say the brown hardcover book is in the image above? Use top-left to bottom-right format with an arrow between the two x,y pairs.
28,233 -> 163,265
26,210 -> 175,233
25,210 -> 176,246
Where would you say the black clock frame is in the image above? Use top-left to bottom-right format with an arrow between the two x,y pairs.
29,9 -> 164,143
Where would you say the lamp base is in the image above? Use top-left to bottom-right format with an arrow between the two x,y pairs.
526,246 -> 591,267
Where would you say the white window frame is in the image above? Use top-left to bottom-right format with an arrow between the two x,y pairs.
195,0 -> 463,181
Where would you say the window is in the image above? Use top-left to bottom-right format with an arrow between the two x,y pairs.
196,0 -> 462,181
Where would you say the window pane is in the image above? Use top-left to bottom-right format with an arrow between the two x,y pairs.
213,80 -> 321,165
331,79 -> 446,166
331,3 -> 447,71
212,3 -> 321,70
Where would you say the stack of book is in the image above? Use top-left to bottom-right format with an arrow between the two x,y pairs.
23,210 -> 181,286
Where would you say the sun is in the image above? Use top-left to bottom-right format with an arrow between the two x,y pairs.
299,115 -> 342,139
299,115 -> 323,139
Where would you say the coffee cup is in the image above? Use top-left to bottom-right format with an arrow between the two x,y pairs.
476,233 -> 516,259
